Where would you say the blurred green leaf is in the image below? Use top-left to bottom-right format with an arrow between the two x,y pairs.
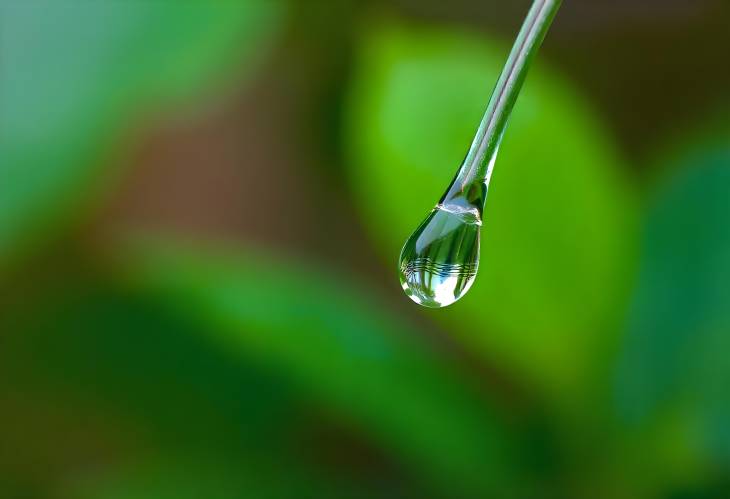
616,144 -> 730,463
112,239 -> 516,496
1,289 -> 297,451
72,458 -> 372,499
0,281 -> 304,494
0,1 -> 283,264
0,274 -> 426,499
345,24 -> 636,399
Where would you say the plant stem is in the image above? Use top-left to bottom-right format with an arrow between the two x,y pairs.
441,0 -> 562,213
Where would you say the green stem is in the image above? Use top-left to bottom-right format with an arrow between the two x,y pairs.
441,0 -> 562,213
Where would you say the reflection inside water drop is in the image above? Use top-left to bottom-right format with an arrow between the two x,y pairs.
398,204 -> 481,308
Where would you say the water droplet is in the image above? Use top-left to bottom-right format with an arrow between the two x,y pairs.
395,0 -> 560,308
399,204 -> 481,308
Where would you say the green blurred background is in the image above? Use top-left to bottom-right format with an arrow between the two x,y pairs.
1,1 -> 729,497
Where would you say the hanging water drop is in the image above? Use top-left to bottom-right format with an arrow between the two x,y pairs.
399,203 -> 481,308
398,0 -> 562,308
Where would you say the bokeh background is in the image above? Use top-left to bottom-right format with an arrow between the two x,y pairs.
1,1 -> 729,498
